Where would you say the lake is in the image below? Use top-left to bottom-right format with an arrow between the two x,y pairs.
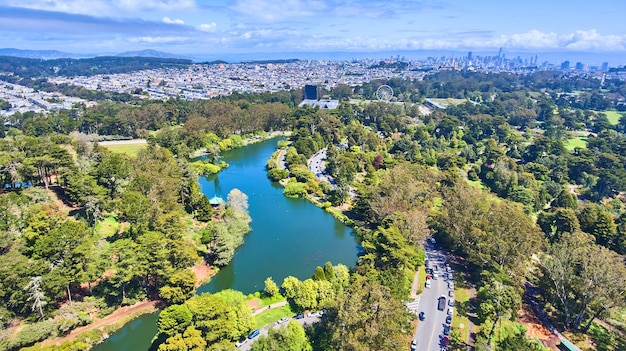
92,137 -> 360,351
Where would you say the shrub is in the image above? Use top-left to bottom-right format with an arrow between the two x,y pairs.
10,319 -> 55,349
268,168 -> 289,182
284,182 -> 307,198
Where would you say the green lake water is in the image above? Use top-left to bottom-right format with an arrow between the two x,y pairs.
92,137 -> 360,351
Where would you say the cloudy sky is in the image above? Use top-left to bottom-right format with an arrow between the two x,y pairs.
1,0 -> 625,58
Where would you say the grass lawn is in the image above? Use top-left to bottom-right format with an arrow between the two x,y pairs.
97,215 -> 121,237
452,286 -> 472,340
603,110 -> 624,125
429,98 -> 467,106
417,267 -> 426,296
102,143 -> 146,157
564,137 -> 588,151
252,304 -> 295,329
465,179 -> 486,189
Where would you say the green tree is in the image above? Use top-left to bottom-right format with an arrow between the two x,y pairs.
264,277 -> 280,297
251,320 -> 312,351
326,274 -> 413,351
158,304 -> 193,337
159,269 -> 196,305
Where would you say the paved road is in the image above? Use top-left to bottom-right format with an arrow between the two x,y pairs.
412,243 -> 454,351
307,148 -> 335,187
238,313 -> 321,350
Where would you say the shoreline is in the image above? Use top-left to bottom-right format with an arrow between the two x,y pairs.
34,261 -> 215,350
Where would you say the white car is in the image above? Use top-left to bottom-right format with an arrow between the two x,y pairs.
277,317 -> 289,324
425,280 -> 432,288
447,307 -> 454,315
235,338 -> 248,347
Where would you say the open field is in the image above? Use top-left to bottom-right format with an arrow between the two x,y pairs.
252,305 -> 295,329
603,110 -> 624,125
101,142 -> 147,156
564,137 -> 588,151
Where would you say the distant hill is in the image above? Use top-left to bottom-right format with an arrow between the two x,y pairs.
116,49 -> 190,60
0,55 -> 193,78
0,48 -> 89,59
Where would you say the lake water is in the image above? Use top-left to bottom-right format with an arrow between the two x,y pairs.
92,137 -> 360,351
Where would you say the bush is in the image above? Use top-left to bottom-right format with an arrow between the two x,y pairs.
268,168 -> 289,182
284,182 -> 308,198
10,319 -> 55,349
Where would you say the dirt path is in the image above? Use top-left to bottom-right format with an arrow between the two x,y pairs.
41,300 -> 158,346
40,261 -> 213,347
250,300 -> 289,316
98,139 -> 147,146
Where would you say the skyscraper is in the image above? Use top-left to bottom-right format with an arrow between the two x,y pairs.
467,51 -> 473,61
561,61 -> 570,70
601,62 -> 609,72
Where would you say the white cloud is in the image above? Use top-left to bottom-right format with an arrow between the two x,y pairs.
162,16 -> 184,25
5,0 -> 196,16
196,22 -> 217,32
128,36 -> 188,43
229,0 -> 327,21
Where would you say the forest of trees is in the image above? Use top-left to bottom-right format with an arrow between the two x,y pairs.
1,68 -> 625,350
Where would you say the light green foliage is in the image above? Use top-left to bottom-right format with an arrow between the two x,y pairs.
264,277 -> 280,297
159,269 -> 197,305
251,320 -> 312,351
157,326 -> 206,351
214,289 -> 253,337
283,181 -> 308,198
158,304 -> 193,337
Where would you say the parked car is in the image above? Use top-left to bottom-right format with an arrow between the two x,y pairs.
247,329 -> 260,339
448,290 -> 454,297
277,317 -> 289,324
419,311 -> 426,321
447,307 -> 454,316
294,313 -> 304,319
429,237 -> 436,244
447,281 -> 454,289
445,315 -> 452,324
235,338 -> 248,347
441,336 -> 449,347
425,280 -> 432,288
307,311 -> 320,317
447,273 -> 453,280
410,339 -> 418,351
443,325 -> 451,335
448,299 -> 455,307
433,272 -> 439,280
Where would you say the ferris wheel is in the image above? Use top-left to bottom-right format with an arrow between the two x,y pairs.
376,85 -> 394,102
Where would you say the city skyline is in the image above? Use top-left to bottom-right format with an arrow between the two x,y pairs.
0,0 -> 625,60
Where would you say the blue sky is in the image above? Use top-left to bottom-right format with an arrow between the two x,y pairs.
1,0 -> 625,58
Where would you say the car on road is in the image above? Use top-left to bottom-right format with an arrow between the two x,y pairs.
247,329 -> 260,339
447,273 -> 453,280
307,311 -> 320,317
235,338 -> 248,347
294,313 -> 304,319
445,315 -> 452,324
419,311 -> 426,321
447,281 -> 454,289
277,317 -> 289,324
410,339 -> 418,350
429,237 -> 436,244
425,280 -> 432,288
447,307 -> 454,315
448,299 -> 455,307
441,336 -> 449,347
448,290 -> 454,297
446,266 -> 452,273
443,325 -> 451,335
437,296 -> 446,310
433,272 -> 438,279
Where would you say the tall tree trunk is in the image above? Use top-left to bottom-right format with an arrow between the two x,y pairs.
66,284 -> 72,305
487,316 -> 500,348
122,284 -> 126,301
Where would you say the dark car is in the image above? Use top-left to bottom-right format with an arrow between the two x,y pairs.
445,315 -> 452,324
443,325 -> 451,335
294,313 -> 304,319
419,311 -> 426,321
438,296 -> 446,310
247,329 -> 260,339
441,336 -> 449,347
